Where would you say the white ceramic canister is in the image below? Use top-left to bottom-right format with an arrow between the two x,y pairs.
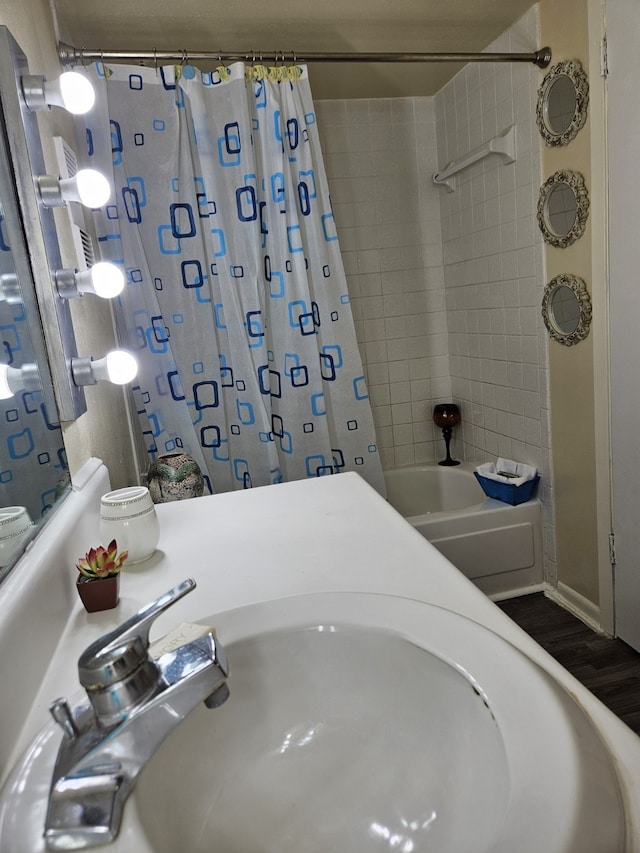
0,506 -> 34,566
99,486 -> 160,564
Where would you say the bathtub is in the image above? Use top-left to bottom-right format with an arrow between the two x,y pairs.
384,463 -> 543,599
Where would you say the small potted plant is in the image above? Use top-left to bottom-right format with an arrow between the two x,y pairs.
75,539 -> 128,612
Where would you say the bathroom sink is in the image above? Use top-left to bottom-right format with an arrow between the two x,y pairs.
136,623 -> 508,852
0,592 -> 626,852
131,593 -> 626,853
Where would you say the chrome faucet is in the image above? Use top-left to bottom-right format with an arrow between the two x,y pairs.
44,578 -> 229,851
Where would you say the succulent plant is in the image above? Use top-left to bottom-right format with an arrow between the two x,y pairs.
76,539 -> 128,579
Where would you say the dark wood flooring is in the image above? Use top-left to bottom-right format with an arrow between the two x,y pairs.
497,593 -> 640,736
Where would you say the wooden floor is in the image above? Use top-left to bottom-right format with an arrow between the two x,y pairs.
497,593 -> 640,736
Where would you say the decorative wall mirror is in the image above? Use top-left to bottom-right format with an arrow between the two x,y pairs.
537,170 -> 589,248
542,274 -> 592,346
536,59 -> 589,146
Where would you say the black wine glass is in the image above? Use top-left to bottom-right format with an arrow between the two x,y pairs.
433,403 -> 461,466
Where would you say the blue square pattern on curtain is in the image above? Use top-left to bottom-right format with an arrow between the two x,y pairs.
0,258 -> 66,519
79,61 -> 385,497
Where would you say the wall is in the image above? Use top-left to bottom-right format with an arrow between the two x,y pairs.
434,7 -> 554,575
0,0 -> 137,491
537,0 -> 607,616
317,7 -> 556,578
315,97 -> 449,469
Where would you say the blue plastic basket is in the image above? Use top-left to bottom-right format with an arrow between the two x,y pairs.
474,472 -> 540,506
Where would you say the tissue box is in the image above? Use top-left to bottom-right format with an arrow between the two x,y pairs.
474,472 -> 540,505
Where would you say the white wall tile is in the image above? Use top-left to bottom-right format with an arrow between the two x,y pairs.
315,7 -> 549,528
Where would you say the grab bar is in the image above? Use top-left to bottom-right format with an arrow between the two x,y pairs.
433,125 -> 516,192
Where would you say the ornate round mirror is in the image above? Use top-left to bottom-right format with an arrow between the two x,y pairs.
537,170 -> 589,247
541,274 -> 592,346
536,60 -> 589,146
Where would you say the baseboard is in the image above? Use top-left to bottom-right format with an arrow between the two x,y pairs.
545,581 -> 607,635
488,582 -> 545,602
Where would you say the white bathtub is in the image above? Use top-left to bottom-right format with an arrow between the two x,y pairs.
384,463 -> 543,599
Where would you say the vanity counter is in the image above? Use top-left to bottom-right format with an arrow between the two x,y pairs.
2,461 -> 640,849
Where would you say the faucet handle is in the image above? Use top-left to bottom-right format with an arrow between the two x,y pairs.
77,578 -> 196,725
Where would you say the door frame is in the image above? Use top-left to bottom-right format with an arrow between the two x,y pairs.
603,0 -> 640,646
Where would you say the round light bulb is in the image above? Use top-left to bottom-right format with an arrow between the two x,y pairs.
104,350 -> 138,385
56,72 -> 96,115
0,364 -> 15,400
74,169 -> 111,208
72,352 -> 137,387
0,274 -> 22,305
0,364 -> 37,398
89,262 -> 125,298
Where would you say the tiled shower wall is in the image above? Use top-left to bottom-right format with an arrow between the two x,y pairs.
433,8 -> 554,576
315,96 -> 450,470
317,7 -> 549,473
316,6 -> 555,575
434,8 -> 550,481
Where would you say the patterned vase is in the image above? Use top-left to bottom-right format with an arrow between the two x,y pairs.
147,452 -> 205,503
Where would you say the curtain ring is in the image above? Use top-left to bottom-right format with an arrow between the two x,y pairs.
181,49 -> 188,67
153,47 -> 158,73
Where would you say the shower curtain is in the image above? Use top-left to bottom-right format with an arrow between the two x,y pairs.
78,61 -> 385,496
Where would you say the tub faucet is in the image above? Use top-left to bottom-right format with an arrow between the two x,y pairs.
44,578 -> 229,851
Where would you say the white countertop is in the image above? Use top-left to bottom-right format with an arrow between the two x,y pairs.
2,464 -> 640,848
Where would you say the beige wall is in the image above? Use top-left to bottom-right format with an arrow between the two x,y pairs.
0,0 -> 137,490
538,0 -> 609,613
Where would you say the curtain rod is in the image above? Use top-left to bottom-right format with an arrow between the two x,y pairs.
57,43 -> 552,69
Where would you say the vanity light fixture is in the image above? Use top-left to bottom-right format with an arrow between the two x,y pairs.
55,262 -> 125,300
0,362 -> 41,399
71,349 -> 138,387
21,71 -> 95,115
0,273 -> 23,304
37,168 -> 111,209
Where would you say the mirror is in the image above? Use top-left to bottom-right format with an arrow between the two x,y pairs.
542,274 -> 592,346
536,59 -> 589,146
537,170 -> 589,248
0,28 -> 71,580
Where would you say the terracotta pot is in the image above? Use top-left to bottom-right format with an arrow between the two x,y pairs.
76,574 -> 120,612
147,452 -> 205,503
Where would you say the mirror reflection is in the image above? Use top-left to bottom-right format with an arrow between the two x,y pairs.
550,285 -> 581,334
537,169 -> 589,248
542,274 -> 592,346
536,59 -> 589,146
0,28 -> 70,579
0,505 -> 34,567
546,183 -> 577,235
544,75 -> 576,135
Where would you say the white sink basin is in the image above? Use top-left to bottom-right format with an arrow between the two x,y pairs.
132,592 -> 624,853
0,593 -> 626,852
137,627 -> 507,852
